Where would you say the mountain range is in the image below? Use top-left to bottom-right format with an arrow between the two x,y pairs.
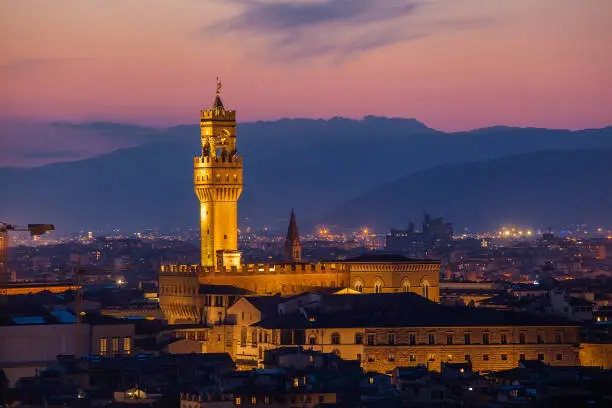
1,116 -> 611,233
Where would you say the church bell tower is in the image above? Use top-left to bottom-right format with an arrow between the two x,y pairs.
194,79 -> 243,267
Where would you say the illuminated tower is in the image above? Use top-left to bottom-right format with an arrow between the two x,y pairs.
195,79 -> 243,267
284,209 -> 301,262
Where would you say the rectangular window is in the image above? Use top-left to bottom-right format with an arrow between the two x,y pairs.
464,333 -> 471,345
556,353 -> 563,361
410,354 -> 417,362
465,354 -> 471,361
519,333 -> 526,344
482,333 -> 490,345
520,353 -> 526,361
501,354 -> 508,361
409,333 -> 416,345
537,333 -> 544,344
367,334 -> 375,346
555,333 -> 562,344
447,334 -> 453,345
99,338 -> 108,356
241,327 -> 247,347
112,337 -> 119,354
388,334 -> 395,345
538,353 -> 545,361
123,337 -> 132,355
251,329 -> 258,347
483,354 -> 489,361
501,334 -> 507,345
428,334 -> 435,345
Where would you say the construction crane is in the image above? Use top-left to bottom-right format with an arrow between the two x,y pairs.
0,222 -> 55,286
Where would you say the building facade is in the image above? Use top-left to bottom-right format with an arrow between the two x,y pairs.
159,82 -> 441,324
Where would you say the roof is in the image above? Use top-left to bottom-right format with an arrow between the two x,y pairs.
213,93 -> 224,110
199,284 -> 253,295
341,254 -> 438,263
254,293 -> 577,329
243,295 -> 285,317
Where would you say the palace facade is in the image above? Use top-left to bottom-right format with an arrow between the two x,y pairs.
159,82 -> 440,324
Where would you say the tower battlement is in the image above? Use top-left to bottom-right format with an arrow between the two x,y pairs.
200,109 -> 236,121
194,156 -> 242,166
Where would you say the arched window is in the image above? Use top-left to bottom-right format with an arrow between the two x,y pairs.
308,335 -> 317,345
331,333 -> 341,345
355,282 -> 363,293
355,333 -> 363,344
374,281 -> 383,294
422,282 -> 430,299
402,280 -> 411,293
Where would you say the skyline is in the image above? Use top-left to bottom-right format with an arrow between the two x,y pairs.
1,0 -> 611,133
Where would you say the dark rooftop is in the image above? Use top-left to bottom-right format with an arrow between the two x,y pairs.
255,293 -> 577,329
341,254 -> 438,263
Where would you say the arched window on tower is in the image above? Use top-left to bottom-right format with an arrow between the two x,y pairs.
402,280 -> 411,293
422,282 -> 430,299
374,281 -> 383,294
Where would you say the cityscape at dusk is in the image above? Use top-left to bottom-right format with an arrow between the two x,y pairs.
1,1 -> 612,407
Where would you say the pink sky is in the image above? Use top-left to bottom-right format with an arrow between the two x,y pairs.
1,0 -> 611,132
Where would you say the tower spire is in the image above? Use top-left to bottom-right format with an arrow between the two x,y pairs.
213,76 -> 224,110
285,208 -> 301,263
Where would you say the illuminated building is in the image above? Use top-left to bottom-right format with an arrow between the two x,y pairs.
159,81 -> 440,324
195,78 -> 243,268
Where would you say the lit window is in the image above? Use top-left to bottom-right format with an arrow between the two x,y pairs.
112,337 -> 120,354
264,396 -> 270,404
235,397 -> 241,405
123,337 -> 132,355
250,397 -> 257,404
99,338 -> 108,356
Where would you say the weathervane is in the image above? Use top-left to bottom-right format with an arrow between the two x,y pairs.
216,76 -> 222,94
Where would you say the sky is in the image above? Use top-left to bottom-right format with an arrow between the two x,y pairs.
1,0 -> 611,166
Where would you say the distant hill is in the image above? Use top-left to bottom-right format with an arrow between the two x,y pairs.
328,149 -> 612,232
1,117 -> 611,232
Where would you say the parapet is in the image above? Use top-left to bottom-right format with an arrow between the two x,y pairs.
200,109 -> 236,121
160,262 -> 344,276
194,156 -> 242,166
